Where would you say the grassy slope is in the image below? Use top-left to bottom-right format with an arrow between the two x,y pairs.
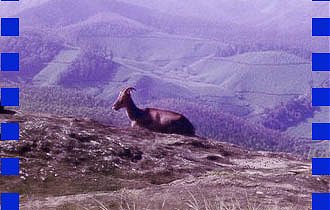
32,48 -> 81,86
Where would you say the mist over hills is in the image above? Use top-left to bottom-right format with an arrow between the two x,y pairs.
16,0 -> 318,45
0,0 -> 49,16
0,0 -> 327,156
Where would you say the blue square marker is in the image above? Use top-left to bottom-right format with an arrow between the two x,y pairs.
1,158 -> 19,176
1,18 -> 19,36
1,123 -> 19,141
1,193 -> 19,210
312,53 -> 330,71
1,88 -> 19,106
312,88 -> 330,106
312,123 -> 330,140
312,18 -> 330,36
312,158 -> 330,175
312,193 -> 330,210
1,53 -> 19,71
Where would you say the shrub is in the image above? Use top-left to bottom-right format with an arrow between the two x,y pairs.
261,95 -> 319,132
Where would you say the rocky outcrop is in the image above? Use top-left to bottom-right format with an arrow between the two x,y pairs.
0,112 -> 328,210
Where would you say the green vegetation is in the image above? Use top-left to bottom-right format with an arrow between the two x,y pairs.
0,30 -> 64,80
59,45 -> 115,87
261,95 -> 319,131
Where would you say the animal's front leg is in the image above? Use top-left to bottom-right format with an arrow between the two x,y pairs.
131,121 -> 139,128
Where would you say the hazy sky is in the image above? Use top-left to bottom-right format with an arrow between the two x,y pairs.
0,0 -> 323,19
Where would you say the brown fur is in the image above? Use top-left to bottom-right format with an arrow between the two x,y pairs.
112,87 -> 195,136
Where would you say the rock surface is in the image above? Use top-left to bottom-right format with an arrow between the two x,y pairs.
0,112 -> 328,210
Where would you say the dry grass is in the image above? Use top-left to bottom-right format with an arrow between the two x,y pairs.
78,191 -> 306,210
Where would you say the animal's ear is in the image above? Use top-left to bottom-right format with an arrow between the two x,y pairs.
124,87 -> 136,95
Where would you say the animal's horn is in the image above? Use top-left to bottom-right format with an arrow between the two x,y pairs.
124,87 -> 136,94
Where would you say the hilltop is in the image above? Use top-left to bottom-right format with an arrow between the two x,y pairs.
0,0 -> 325,154
0,111 -> 328,209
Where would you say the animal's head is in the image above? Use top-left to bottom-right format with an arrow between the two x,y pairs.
112,87 -> 136,111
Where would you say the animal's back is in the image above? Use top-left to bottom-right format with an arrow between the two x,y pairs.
146,108 -> 195,136
147,108 -> 182,122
